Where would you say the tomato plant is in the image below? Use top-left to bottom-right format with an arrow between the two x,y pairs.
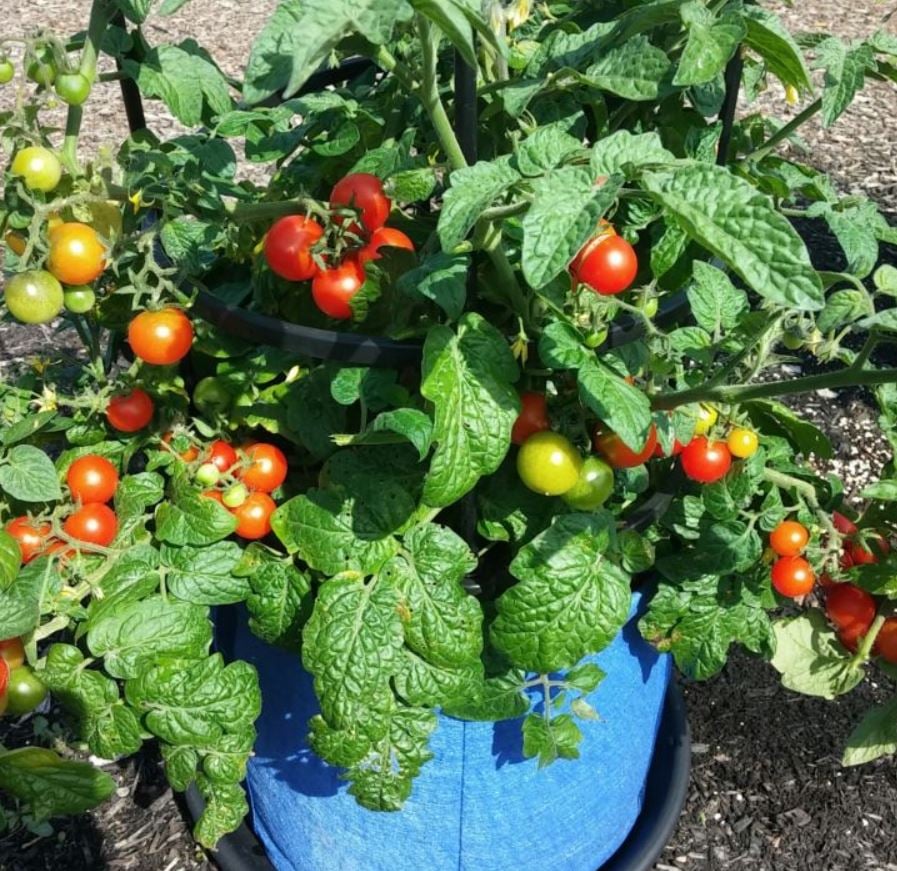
562,457 -> 614,510
0,59 -> 14,85
771,556 -> 815,598
826,585 -> 875,635
727,427 -> 758,458
4,518 -> 50,564
239,443 -> 288,493
0,638 -> 25,670
358,227 -> 414,264
206,440 -> 238,473
5,666 -> 48,716
54,72 -> 91,106
231,492 -> 276,540
63,285 -> 96,313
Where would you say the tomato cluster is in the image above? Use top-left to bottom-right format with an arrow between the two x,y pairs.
768,520 -> 814,597
264,173 -> 414,321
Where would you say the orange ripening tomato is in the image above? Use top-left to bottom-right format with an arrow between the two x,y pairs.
358,227 -> 414,264
594,424 -> 657,469
769,520 -> 809,557
239,443 -> 288,493
4,518 -> 51,563
511,392 -> 550,445
163,432 -> 200,462
231,492 -> 276,540
128,308 -> 193,365
771,556 -> 815,597
47,222 -> 106,286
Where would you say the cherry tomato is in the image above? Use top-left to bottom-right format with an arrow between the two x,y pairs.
594,425 -> 657,469
311,258 -> 365,320
727,427 -> 758,458
11,146 -> 62,193
0,60 -> 14,85
195,463 -> 220,487
25,46 -> 56,87
874,618 -> 897,663
826,584 -> 875,634
162,432 -> 200,462
680,437 -> 732,484
517,431 -> 582,496
771,556 -> 815,597
106,387 -> 154,432
769,520 -> 809,558
562,457 -> 614,510
63,285 -> 96,313
6,665 -> 48,716
66,455 -> 119,505
239,443 -> 288,493
571,235 -> 638,295
848,535 -> 890,566
5,518 -> 50,563
838,628 -> 859,653
47,223 -> 106,286
206,440 -> 237,474
358,227 -> 415,264
692,404 -> 718,436
330,173 -> 391,234
840,547 -> 854,570
222,482 -> 249,508
63,503 -> 118,547
54,72 -> 90,106
4,231 -> 27,257
3,270 -> 64,324
264,215 -> 324,281
231,492 -> 276,540
128,308 -> 193,365
0,659 -> 8,700
511,392 -> 550,445
202,489 -> 224,504
0,638 -> 25,670
832,511 -> 858,536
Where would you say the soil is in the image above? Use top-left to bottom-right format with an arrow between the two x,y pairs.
2,0 -> 897,870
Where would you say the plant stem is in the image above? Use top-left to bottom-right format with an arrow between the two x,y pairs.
416,16 -> 469,172
482,223 -> 530,324
743,98 -> 823,162
225,197 -> 327,223
853,613 -> 886,667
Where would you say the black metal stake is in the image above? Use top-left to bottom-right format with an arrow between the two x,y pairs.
716,51 -> 744,166
453,52 -> 478,165
112,12 -> 146,133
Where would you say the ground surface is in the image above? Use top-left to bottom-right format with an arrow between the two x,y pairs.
2,1 -> 897,869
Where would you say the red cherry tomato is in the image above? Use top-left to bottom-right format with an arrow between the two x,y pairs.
826,584 -> 876,635
239,443 -> 288,493
311,258 -> 365,320
653,438 -> 688,458
106,387 -> 154,432
771,556 -> 815,597
128,309 -> 193,365
0,658 -> 8,699
571,234 -> 638,295
680,437 -> 732,484
0,637 -> 25,670
832,511 -> 858,535
5,518 -> 50,563
264,215 -> 324,281
231,492 -> 276,540
594,425 -> 657,469
840,547 -> 855,570
875,618 -> 897,663
511,393 -> 550,445
769,520 -> 809,557
330,173 -> 391,234
848,535 -> 890,566
66,455 -> 119,505
206,440 -> 238,474
358,227 -> 414,264
63,504 -> 118,547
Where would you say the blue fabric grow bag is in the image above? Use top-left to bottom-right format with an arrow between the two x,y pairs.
221,592 -> 670,871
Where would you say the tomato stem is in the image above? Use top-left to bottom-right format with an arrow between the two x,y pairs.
742,98 -> 823,163
852,613 -> 886,667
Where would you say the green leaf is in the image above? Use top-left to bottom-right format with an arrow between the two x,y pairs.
393,648 -> 485,708
492,514 -> 631,673
741,6 -> 811,93
115,472 -> 165,539
675,14 -> 744,87
0,748 -> 115,820
160,218 -> 219,272
642,163 -> 823,311
443,670 -> 530,721
743,399 -> 833,459
126,654 -> 260,745
640,575 -> 774,680
123,41 -> 233,127
114,0 -> 153,23
161,744 -> 199,792
302,575 -> 404,726
194,779 -> 249,850
0,557 -> 56,639
397,252 -> 468,320
565,662 -> 606,693
861,480 -> 897,502
0,445 -> 62,502
514,125 -> 585,177
816,289 -> 869,333
843,697 -> 897,766
590,130 -> 674,178
537,321 -> 591,370
87,596 -> 211,679
0,410 -> 57,446
370,409 -> 433,461
421,314 -> 519,506
814,38 -> 874,127
40,644 -> 142,760
577,358 -> 652,452
687,261 -> 748,334
477,457 -> 560,545
0,530 -> 19,591
658,519 -> 762,578
874,264 -> 897,296
155,491 -> 237,546
286,368 -> 347,461
438,157 -> 520,251
824,203 -> 881,278
409,0 -> 476,69
770,610 -> 865,699
522,169 -> 622,289
522,714 -> 583,767
585,35 -> 672,100
235,544 -> 311,647
382,524 -> 481,667
161,542 -> 252,605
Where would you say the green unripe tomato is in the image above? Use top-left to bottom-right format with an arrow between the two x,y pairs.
222,482 -> 249,508
25,47 -> 56,87
517,431 -> 582,496
5,665 -> 48,716
4,270 -> 65,324
584,328 -> 608,349
196,462 -> 220,487
11,146 -> 62,193
639,297 -> 659,318
0,60 -> 14,85
63,286 -> 96,314
562,457 -> 615,510
55,72 -> 91,106
782,330 -> 803,351
193,376 -> 232,417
